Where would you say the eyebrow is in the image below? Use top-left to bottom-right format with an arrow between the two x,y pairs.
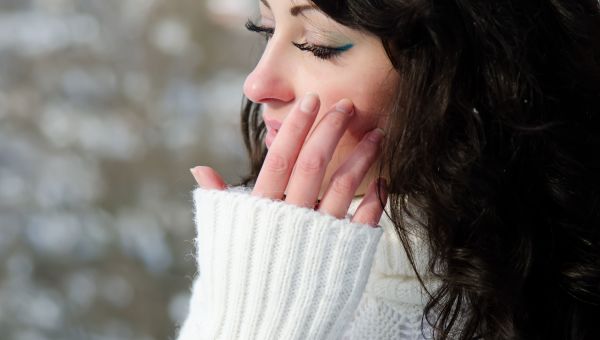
260,0 -> 317,16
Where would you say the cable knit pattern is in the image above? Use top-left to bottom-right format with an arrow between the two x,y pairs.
342,295 -> 429,340
177,187 -> 435,340
178,188 -> 384,340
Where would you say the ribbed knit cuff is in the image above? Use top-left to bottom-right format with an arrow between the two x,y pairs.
177,188 -> 383,340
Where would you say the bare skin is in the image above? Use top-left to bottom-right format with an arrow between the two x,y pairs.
191,0 -> 396,226
191,94 -> 387,226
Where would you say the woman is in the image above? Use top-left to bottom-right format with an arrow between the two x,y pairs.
179,0 -> 600,339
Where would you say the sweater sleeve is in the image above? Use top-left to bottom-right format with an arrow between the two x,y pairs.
176,187 -> 383,340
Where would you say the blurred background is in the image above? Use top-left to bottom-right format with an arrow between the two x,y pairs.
0,0 -> 262,339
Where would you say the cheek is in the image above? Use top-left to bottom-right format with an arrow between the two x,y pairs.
301,71 -> 396,144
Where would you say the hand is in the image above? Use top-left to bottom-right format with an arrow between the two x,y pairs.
191,93 -> 387,226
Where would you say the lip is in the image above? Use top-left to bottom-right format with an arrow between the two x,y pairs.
264,118 -> 282,132
263,118 -> 282,148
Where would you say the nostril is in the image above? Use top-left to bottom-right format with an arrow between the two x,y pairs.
242,65 -> 295,105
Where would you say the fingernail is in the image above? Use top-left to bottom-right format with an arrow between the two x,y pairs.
378,177 -> 388,191
367,128 -> 385,143
300,93 -> 319,113
335,99 -> 354,115
190,166 -> 203,184
377,177 -> 388,199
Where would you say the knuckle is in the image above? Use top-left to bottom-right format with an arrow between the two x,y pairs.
263,152 -> 291,174
325,112 -> 347,129
286,117 -> 307,134
330,174 -> 357,195
296,154 -> 326,174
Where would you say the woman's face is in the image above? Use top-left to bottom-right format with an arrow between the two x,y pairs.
243,0 -> 399,196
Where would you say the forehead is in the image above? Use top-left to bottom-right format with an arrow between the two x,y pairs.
261,0 -> 312,6
260,0 -> 316,14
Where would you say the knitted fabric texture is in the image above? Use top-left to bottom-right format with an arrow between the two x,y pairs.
177,188 -> 432,340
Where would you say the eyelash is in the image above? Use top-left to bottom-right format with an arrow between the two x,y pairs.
245,20 -> 346,61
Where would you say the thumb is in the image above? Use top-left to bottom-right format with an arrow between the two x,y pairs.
190,166 -> 227,190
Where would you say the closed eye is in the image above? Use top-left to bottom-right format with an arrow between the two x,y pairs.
292,42 -> 351,60
245,20 -> 273,41
245,19 -> 353,61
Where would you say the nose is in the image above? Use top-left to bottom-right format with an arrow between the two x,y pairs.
243,43 -> 295,105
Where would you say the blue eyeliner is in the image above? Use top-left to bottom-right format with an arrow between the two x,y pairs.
335,43 -> 354,52
247,20 -> 354,60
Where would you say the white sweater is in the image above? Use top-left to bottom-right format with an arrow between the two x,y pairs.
177,187 -> 437,339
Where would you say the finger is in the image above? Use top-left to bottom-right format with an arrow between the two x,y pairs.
190,166 -> 227,190
285,99 -> 354,208
318,128 -> 384,218
352,178 -> 388,226
252,93 -> 320,199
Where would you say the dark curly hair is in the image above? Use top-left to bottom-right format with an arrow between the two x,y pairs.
240,0 -> 600,339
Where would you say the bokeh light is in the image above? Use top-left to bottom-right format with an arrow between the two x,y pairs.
0,0 -> 260,338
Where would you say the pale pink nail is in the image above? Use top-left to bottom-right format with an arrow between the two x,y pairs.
300,93 -> 319,113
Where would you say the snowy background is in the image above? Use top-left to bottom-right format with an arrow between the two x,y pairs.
0,0 -> 261,339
